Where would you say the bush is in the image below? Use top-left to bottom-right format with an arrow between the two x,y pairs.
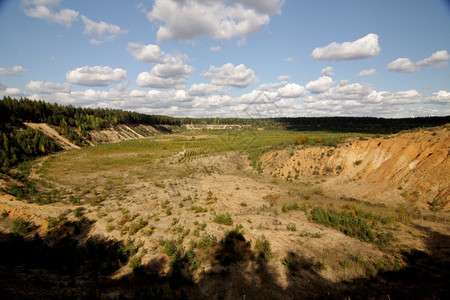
129,256 -> 141,272
254,235 -> 272,262
13,218 -> 35,235
74,207 -> 84,218
213,213 -> 233,226
282,202 -> 306,213
296,135 -> 308,145
287,223 -> 297,231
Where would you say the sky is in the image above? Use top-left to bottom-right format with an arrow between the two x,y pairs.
0,0 -> 449,118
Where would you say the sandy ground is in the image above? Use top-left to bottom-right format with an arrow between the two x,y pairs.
1,125 -> 449,298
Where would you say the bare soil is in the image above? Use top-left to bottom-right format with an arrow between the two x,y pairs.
0,125 -> 449,299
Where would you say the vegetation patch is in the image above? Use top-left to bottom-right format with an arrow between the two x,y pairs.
310,206 -> 393,245
213,213 -> 233,226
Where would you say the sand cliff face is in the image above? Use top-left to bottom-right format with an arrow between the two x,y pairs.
261,126 -> 449,209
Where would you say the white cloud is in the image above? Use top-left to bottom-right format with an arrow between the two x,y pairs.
229,0 -> 284,14
127,43 -> 165,63
26,80 -> 70,94
387,58 -> 418,73
136,57 -> 194,89
284,57 -> 294,62
129,45 -> 195,89
0,87 -> 27,98
322,66 -> 334,76
367,90 -> 422,105
312,33 -> 381,61
0,83 -> 6,91
147,0 -> 283,42
0,65 -> 29,76
22,0 -> 79,28
305,76 -> 334,93
417,50 -> 450,68
356,68 -> 378,77
210,46 -> 221,52
388,50 -> 450,73
188,83 -> 224,97
66,66 -> 127,87
81,15 -> 127,46
278,75 -> 291,82
201,63 -> 256,87
321,82 -> 372,100
424,90 -> 450,104
277,83 -> 306,98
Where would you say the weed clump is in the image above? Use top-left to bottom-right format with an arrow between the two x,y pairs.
213,213 -> 233,226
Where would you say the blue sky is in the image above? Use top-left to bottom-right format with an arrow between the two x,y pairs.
0,0 -> 449,118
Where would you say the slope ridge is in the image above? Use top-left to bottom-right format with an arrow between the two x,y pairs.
261,126 -> 449,209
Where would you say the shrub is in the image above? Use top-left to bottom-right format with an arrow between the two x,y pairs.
13,218 -> 35,235
196,234 -> 217,248
74,207 -> 84,218
315,137 -> 323,144
129,218 -> 148,235
296,135 -> 308,145
213,213 -> 233,226
254,235 -> 272,262
429,198 -> 441,212
287,223 -> 297,231
282,202 -> 306,213
129,256 -> 141,272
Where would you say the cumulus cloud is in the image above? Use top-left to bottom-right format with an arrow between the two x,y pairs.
22,0 -> 79,28
322,66 -> 334,76
321,82 -> 372,100
305,76 -> 334,93
277,83 -> 306,98
424,90 -> 450,104
388,50 -> 450,73
417,50 -> 450,68
66,65 -> 127,87
311,33 -> 381,61
127,43 -> 165,63
356,68 -> 378,77
284,57 -> 294,62
0,87 -> 27,98
128,44 -> 195,89
26,80 -> 70,94
136,56 -> 194,89
0,65 -> 29,76
367,90 -> 422,105
81,15 -> 127,46
188,83 -> 224,97
210,46 -> 221,52
147,0 -> 283,42
202,63 -> 256,88
387,58 -> 418,73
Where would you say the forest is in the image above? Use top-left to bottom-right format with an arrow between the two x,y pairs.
1,96 -> 449,172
